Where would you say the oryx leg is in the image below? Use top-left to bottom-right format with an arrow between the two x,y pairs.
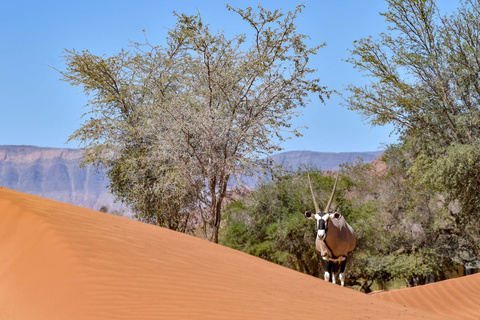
339,259 -> 347,287
324,260 -> 335,283
323,259 -> 330,282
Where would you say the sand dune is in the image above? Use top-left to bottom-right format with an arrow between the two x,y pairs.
374,273 -> 480,319
0,187 -> 473,319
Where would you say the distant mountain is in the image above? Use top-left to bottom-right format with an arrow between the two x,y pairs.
0,146 -> 383,212
270,150 -> 384,170
0,146 -> 122,212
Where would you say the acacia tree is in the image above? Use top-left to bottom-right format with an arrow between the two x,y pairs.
345,0 -> 480,258
60,4 -> 329,242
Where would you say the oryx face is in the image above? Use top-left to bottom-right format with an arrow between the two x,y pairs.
304,211 -> 330,240
317,214 -> 328,239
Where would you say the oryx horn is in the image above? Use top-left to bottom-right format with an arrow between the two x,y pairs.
324,172 -> 339,213
307,173 -> 321,214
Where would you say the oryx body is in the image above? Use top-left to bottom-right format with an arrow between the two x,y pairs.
305,173 -> 356,286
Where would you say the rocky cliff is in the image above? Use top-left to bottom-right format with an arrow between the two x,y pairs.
0,146 -> 121,212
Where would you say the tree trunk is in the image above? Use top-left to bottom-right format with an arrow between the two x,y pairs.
209,195 -> 223,243
209,174 -> 229,243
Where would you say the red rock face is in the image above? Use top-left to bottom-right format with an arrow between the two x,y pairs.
370,155 -> 387,175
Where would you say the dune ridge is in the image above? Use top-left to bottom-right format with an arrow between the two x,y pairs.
374,273 -> 480,319
0,187 -> 466,319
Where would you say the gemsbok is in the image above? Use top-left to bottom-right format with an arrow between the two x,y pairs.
304,173 -> 356,286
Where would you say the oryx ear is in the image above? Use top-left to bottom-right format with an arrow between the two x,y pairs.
304,211 -> 313,219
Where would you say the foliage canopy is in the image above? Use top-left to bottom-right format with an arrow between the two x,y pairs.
345,0 -> 480,258
60,4 -> 329,241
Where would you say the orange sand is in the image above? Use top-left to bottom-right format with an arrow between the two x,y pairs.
374,273 -> 480,319
0,187 -> 473,319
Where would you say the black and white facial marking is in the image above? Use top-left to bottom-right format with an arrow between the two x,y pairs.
317,215 -> 327,240
304,211 -> 331,240
316,213 -> 330,240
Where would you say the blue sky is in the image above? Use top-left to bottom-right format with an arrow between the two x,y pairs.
0,0 -> 457,153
